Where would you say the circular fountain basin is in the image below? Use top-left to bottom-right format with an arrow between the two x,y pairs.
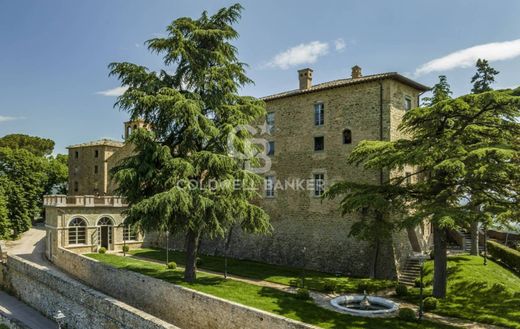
330,295 -> 399,317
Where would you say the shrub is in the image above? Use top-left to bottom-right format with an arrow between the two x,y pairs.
398,308 -> 416,321
322,281 -> 336,293
122,245 -> 130,253
414,277 -> 424,288
98,247 -> 107,254
423,297 -> 438,311
295,288 -> 310,300
395,283 -> 408,296
196,257 -> 203,267
356,281 -> 376,293
487,240 -> 520,273
167,261 -> 177,270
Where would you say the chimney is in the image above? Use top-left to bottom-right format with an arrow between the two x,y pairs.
351,65 -> 362,79
298,68 -> 313,90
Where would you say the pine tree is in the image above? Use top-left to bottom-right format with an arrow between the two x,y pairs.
327,90 -> 520,298
471,59 -> 499,94
109,4 -> 271,282
422,75 -> 452,106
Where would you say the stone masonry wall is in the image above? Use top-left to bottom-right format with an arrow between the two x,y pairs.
53,247 -> 318,329
0,256 -> 177,329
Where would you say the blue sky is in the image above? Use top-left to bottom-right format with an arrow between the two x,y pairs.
1,0 -> 520,154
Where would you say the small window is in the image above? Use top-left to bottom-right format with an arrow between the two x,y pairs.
314,103 -> 324,126
265,176 -> 275,197
266,112 -> 275,133
74,181 -> 79,192
123,222 -> 138,241
404,96 -> 412,111
405,171 -> 412,185
94,149 -> 99,158
267,141 -> 275,156
314,136 -> 324,151
343,129 -> 352,144
314,174 -> 325,197
94,165 -> 99,174
75,151 -> 79,159
68,218 -> 87,245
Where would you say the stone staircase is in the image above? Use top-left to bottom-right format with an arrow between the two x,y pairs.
460,230 -> 484,252
398,258 -> 422,286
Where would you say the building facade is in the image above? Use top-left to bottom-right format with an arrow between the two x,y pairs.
45,66 -> 432,278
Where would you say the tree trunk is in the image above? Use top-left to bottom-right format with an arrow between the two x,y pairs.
470,220 -> 479,256
370,240 -> 380,279
184,229 -> 199,283
433,223 -> 447,298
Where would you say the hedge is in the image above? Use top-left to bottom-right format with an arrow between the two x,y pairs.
487,240 -> 520,273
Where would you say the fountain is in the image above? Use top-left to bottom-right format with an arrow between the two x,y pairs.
330,290 -> 399,317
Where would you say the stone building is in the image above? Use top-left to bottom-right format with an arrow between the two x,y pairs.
198,66 -> 432,278
44,121 -> 142,259
44,66 -> 432,279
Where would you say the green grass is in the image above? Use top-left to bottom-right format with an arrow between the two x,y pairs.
129,248 -> 395,293
87,253 -> 453,329
405,255 -> 520,329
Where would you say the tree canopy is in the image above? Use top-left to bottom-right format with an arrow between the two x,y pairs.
0,135 -> 67,239
471,59 -> 499,94
110,4 -> 271,282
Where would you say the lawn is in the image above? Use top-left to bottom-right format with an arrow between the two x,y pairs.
88,253 -> 453,329
128,248 -> 395,293
405,255 -> 520,329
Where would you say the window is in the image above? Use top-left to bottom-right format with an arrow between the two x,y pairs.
267,141 -> 275,156
265,176 -> 275,197
75,151 -> 79,159
94,149 -> 99,158
68,218 -> 87,245
266,112 -> 275,133
74,181 -> 79,192
343,129 -> 352,144
94,165 -> 99,174
405,171 -> 412,185
314,103 -> 324,126
314,136 -> 324,151
314,174 -> 325,197
123,221 -> 138,241
404,96 -> 412,111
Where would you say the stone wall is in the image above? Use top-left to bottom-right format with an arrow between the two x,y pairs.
53,247 -> 318,329
0,256 -> 177,329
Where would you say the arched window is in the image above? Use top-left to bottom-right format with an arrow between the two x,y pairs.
68,218 -> 87,245
343,129 -> 352,144
123,220 -> 138,241
97,217 -> 113,226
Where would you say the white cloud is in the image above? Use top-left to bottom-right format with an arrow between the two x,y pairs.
0,116 -> 24,123
96,86 -> 128,97
267,41 -> 329,70
335,38 -> 346,52
415,39 -> 520,76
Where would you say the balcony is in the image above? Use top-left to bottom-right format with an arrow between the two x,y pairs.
43,195 -> 127,208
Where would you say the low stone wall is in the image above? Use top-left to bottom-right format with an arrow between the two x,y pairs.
1,255 -> 177,329
53,247 -> 318,329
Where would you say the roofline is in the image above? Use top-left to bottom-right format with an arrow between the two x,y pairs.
261,72 -> 430,102
66,139 -> 124,149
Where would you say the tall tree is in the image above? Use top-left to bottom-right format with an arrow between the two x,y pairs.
422,75 -> 452,106
110,4 -> 271,282
471,59 -> 499,94
327,90 -> 520,298
468,59 -> 500,255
